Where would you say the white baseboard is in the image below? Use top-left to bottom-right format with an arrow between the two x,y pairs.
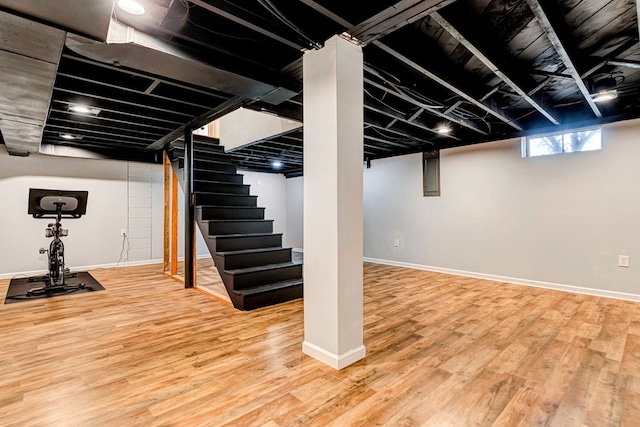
364,257 -> 640,303
0,259 -> 165,280
302,341 -> 366,370
0,254 -> 217,280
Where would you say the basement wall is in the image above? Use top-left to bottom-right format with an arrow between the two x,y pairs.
360,118 -> 640,300
0,147 -> 289,278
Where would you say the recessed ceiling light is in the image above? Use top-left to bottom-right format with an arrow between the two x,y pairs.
437,124 -> 451,134
59,133 -> 82,140
116,0 -> 146,15
592,89 -> 618,103
271,160 -> 283,169
69,104 -> 101,115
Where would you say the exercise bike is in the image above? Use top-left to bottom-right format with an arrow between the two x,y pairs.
27,189 -> 89,296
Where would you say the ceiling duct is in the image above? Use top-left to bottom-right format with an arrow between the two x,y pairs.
66,19 -> 297,105
0,11 -> 65,156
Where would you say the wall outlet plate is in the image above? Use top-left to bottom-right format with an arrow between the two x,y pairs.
619,255 -> 630,268
121,229 -> 127,237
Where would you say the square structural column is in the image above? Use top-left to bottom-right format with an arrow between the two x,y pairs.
302,35 -> 365,370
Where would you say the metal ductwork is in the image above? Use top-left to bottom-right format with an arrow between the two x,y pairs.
66,19 -> 297,105
0,0 -> 113,156
0,11 -> 65,156
0,0 -> 296,157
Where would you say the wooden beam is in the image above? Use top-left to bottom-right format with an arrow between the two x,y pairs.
364,93 -> 459,141
372,41 -> 523,130
349,0 -> 457,44
188,0 -> 305,50
163,152 -> 171,273
524,0 -> 601,118
146,96 -> 246,150
297,0 -> 500,133
430,12 -> 560,125
364,77 -> 488,135
608,59 -> 640,69
171,167 -> 178,276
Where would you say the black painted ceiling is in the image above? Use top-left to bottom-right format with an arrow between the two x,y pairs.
2,0 -> 639,177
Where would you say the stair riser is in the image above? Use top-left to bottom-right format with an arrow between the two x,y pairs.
198,207 -> 265,220
211,234 -> 282,252
171,150 -> 230,163
194,171 -> 243,184
195,194 -> 257,207
241,285 -> 303,311
177,158 -> 237,173
169,144 -> 225,156
208,221 -> 273,235
194,181 -> 250,195
226,264 -> 303,290
218,249 -> 292,270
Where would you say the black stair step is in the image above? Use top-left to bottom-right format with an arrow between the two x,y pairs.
225,262 -> 303,290
206,219 -> 273,235
210,233 -> 283,252
198,206 -> 265,220
193,170 -> 243,184
233,278 -> 303,310
216,247 -> 292,270
175,157 -> 237,174
194,180 -> 250,195
194,192 -> 257,207
170,140 -> 224,155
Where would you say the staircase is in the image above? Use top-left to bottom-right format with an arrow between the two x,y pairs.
167,136 -> 303,310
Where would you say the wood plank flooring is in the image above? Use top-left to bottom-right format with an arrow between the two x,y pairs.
0,262 -> 638,426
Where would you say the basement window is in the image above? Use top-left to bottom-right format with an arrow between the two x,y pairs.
522,127 -> 602,157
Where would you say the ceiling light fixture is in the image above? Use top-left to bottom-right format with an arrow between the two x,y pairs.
69,104 -> 101,115
59,133 -> 82,140
437,124 -> 451,134
116,0 -> 146,15
592,89 -> 618,103
271,160 -> 283,169
591,76 -> 619,103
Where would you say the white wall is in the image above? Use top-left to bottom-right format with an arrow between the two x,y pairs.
240,170 -> 288,241
0,147 -> 165,277
219,107 -> 302,151
0,146 -> 292,278
285,176 -> 303,249
362,119 -> 640,299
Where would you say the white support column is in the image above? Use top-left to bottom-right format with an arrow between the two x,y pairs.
302,35 -> 365,370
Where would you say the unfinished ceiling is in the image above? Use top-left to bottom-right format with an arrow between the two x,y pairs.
0,0 -> 639,176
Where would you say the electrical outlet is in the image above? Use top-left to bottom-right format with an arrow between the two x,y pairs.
121,229 -> 127,237
619,255 -> 630,268
393,238 -> 399,247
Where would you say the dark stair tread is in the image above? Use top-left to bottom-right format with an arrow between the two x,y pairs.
232,278 -> 303,296
203,219 -> 273,223
194,179 -> 247,186
209,232 -> 283,239
193,190 -> 258,199
225,261 -> 302,275
216,246 -> 285,256
197,205 -> 264,209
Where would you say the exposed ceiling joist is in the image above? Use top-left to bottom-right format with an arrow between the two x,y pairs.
364,77 -> 488,135
146,96 -> 248,150
365,94 -> 459,141
524,0 -> 601,118
349,0 -> 456,44
372,41 -> 523,131
430,12 -> 560,126
188,0 -> 306,51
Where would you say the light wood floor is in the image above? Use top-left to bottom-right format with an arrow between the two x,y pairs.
1,263 -> 638,426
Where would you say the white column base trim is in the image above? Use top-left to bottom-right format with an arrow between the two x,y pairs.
363,257 -> 640,303
302,341 -> 366,370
